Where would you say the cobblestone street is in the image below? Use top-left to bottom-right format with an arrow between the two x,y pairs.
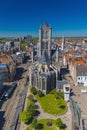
65,74 -> 87,116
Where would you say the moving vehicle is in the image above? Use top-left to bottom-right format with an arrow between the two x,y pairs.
5,82 -> 17,99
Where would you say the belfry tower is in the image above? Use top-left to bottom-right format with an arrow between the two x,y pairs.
39,22 -> 52,60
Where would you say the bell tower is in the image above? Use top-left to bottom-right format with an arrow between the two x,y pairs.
39,22 -> 52,60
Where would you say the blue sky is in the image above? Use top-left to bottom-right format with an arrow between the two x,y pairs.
0,0 -> 87,37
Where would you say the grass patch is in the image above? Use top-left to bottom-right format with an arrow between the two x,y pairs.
35,94 -> 67,115
27,119 -> 66,130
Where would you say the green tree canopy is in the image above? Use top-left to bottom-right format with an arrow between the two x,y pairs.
28,94 -> 34,102
20,42 -> 26,51
30,87 -> 37,95
32,118 -> 38,129
37,90 -> 44,97
20,110 -> 32,124
27,102 -> 36,116
56,118 -> 64,128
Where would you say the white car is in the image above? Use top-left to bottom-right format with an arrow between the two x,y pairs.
81,89 -> 87,93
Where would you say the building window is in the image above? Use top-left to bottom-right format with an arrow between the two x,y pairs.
39,78 -> 42,89
32,74 -> 37,87
42,78 -> 46,90
43,31 -> 48,39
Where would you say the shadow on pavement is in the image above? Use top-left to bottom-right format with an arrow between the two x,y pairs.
0,111 -> 5,130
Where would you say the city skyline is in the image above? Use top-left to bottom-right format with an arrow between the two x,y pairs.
0,0 -> 87,37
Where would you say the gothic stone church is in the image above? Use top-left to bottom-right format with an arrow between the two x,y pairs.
29,23 -> 58,95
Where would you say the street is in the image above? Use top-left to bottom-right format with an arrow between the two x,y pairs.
0,62 -> 30,130
65,74 -> 87,116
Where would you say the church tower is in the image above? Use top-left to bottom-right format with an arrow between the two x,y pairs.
61,36 -> 65,51
39,22 -> 52,60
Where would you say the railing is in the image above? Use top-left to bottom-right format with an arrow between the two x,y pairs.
79,119 -> 84,130
70,97 -> 83,130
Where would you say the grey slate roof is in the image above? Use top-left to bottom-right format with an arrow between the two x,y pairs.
76,65 -> 87,76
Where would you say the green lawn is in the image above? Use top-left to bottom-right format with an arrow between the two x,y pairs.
35,94 -> 67,115
27,119 -> 66,130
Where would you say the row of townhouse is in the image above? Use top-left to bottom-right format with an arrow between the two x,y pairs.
0,54 -> 16,82
63,47 -> 87,87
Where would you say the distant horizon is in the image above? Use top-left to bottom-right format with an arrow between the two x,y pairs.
1,29 -> 87,38
0,0 -> 87,37
0,35 -> 87,39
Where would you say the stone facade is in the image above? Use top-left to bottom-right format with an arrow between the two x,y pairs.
29,23 -> 58,94
39,22 -> 52,59
30,51 -> 56,95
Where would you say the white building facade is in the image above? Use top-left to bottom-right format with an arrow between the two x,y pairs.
63,84 -> 70,101
77,76 -> 87,86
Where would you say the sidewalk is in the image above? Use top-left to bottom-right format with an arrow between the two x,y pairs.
35,100 -> 72,130
19,86 -> 30,130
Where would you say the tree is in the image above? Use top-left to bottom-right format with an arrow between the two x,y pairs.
20,42 -> 26,51
28,94 -> 34,102
27,103 -> 36,116
32,118 -> 38,129
20,110 -> 32,124
30,87 -> 37,95
56,118 -> 64,128
37,90 -> 44,97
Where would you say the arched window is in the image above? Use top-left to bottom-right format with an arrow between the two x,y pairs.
42,78 -> 46,90
32,74 -> 37,87
43,31 -> 48,39
39,78 -> 42,89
